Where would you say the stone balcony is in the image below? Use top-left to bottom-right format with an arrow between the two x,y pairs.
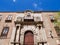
24,16 -> 34,19
15,16 -> 43,24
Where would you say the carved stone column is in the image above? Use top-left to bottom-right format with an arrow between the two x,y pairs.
9,26 -> 16,45
20,34 -> 24,45
16,24 -> 21,45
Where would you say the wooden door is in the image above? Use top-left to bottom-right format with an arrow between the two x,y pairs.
24,31 -> 34,45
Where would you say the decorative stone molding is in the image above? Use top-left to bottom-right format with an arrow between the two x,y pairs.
20,25 -> 38,45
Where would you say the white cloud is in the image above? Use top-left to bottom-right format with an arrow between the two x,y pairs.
13,0 -> 16,2
33,3 -> 38,8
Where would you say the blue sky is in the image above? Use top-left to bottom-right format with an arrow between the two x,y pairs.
0,0 -> 60,12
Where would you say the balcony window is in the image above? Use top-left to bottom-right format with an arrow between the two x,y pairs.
24,19 -> 34,22
24,14 -> 34,22
24,14 -> 33,19
0,27 -> 9,37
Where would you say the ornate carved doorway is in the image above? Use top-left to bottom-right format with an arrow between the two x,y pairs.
24,31 -> 34,45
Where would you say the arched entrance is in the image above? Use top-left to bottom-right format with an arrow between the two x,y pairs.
24,31 -> 34,45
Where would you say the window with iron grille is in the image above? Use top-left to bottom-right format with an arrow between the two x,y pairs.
8,15 -> 12,20
5,15 -> 12,22
1,27 -> 9,37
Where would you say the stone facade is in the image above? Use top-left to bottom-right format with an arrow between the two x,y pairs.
0,11 -> 59,45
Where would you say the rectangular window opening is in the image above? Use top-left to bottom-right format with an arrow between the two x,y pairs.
0,27 -> 9,38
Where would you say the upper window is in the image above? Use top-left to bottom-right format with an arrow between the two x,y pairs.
27,12 -> 31,17
49,15 -> 55,22
7,15 -> 12,20
0,15 -> 2,21
0,27 -> 9,37
5,15 -> 12,22
49,15 -> 54,19
27,14 -> 31,17
24,12 -> 33,21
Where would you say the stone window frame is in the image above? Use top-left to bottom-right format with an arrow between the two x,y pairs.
27,12 -> 31,17
7,15 -> 12,20
5,15 -> 12,22
0,27 -> 9,38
